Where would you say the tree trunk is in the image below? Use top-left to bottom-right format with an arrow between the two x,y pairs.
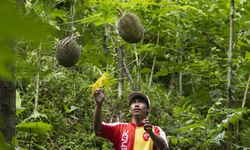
102,24 -> 109,56
225,0 -> 234,149
117,45 -> 124,99
227,0 -> 234,109
0,80 -> 16,143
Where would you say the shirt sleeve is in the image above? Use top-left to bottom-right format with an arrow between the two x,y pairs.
154,126 -> 169,149
95,122 -> 120,143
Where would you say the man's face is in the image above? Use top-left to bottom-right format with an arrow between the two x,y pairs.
129,99 -> 149,119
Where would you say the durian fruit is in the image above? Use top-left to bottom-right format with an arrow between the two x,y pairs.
117,12 -> 143,43
56,36 -> 81,67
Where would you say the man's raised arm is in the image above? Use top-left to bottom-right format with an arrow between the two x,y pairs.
93,88 -> 105,132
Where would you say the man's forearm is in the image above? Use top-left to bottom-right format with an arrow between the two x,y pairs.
149,132 -> 169,150
94,104 -> 102,132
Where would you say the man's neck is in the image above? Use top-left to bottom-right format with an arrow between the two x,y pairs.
131,117 -> 145,125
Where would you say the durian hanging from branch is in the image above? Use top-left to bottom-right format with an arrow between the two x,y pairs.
55,0 -> 81,68
55,36 -> 81,67
117,10 -> 144,43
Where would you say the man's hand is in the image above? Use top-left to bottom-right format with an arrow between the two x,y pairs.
143,119 -> 153,134
143,119 -> 169,150
94,88 -> 105,105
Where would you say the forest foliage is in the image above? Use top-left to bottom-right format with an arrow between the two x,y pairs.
0,0 -> 250,149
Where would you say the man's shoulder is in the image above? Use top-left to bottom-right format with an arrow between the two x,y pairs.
153,125 -> 165,132
152,125 -> 162,128
101,122 -> 131,132
102,122 -> 129,127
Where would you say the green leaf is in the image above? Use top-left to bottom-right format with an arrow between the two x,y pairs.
221,118 -> 229,128
155,68 -> 168,77
16,122 -> 53,133
213,131 -> 225,144
16,91 -> 25,115
176,123 -> 207,133
185,89 -> 210,108
170,136 -> 178,145
11,135 -> 18,146
179,5 -> 206,16
141,68 -> 151,74
228,112 -> 243,124
179,137 -> 185,145
81,13 -> 102,24
245,51 -> 250,62
0,39 -> 14,79
0,133 -> 15,150
63,105 -> 78,113
187,138 -> 194,144
241,128 -> 250,146
0,1 -> 54,40
16,91 -> 21,108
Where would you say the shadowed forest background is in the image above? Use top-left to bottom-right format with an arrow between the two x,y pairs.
0,0 -> 250,149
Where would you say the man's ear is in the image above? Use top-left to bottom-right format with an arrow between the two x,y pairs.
129,109 -> 132,113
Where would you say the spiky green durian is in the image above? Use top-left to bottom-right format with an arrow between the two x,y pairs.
117,12 -> 143,43
56,36 -> 81,67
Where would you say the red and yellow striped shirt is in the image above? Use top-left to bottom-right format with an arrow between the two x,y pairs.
96,122 -> 168,150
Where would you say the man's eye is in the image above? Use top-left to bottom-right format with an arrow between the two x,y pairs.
131,99 -> 138,104
139,100 -> 144,103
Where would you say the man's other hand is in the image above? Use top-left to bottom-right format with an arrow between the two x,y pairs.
94,88 -> 105,105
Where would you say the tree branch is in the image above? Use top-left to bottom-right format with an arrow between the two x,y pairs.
242,75 -> 250,108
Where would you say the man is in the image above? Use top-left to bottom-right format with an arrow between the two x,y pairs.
93,88 -> 169,150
